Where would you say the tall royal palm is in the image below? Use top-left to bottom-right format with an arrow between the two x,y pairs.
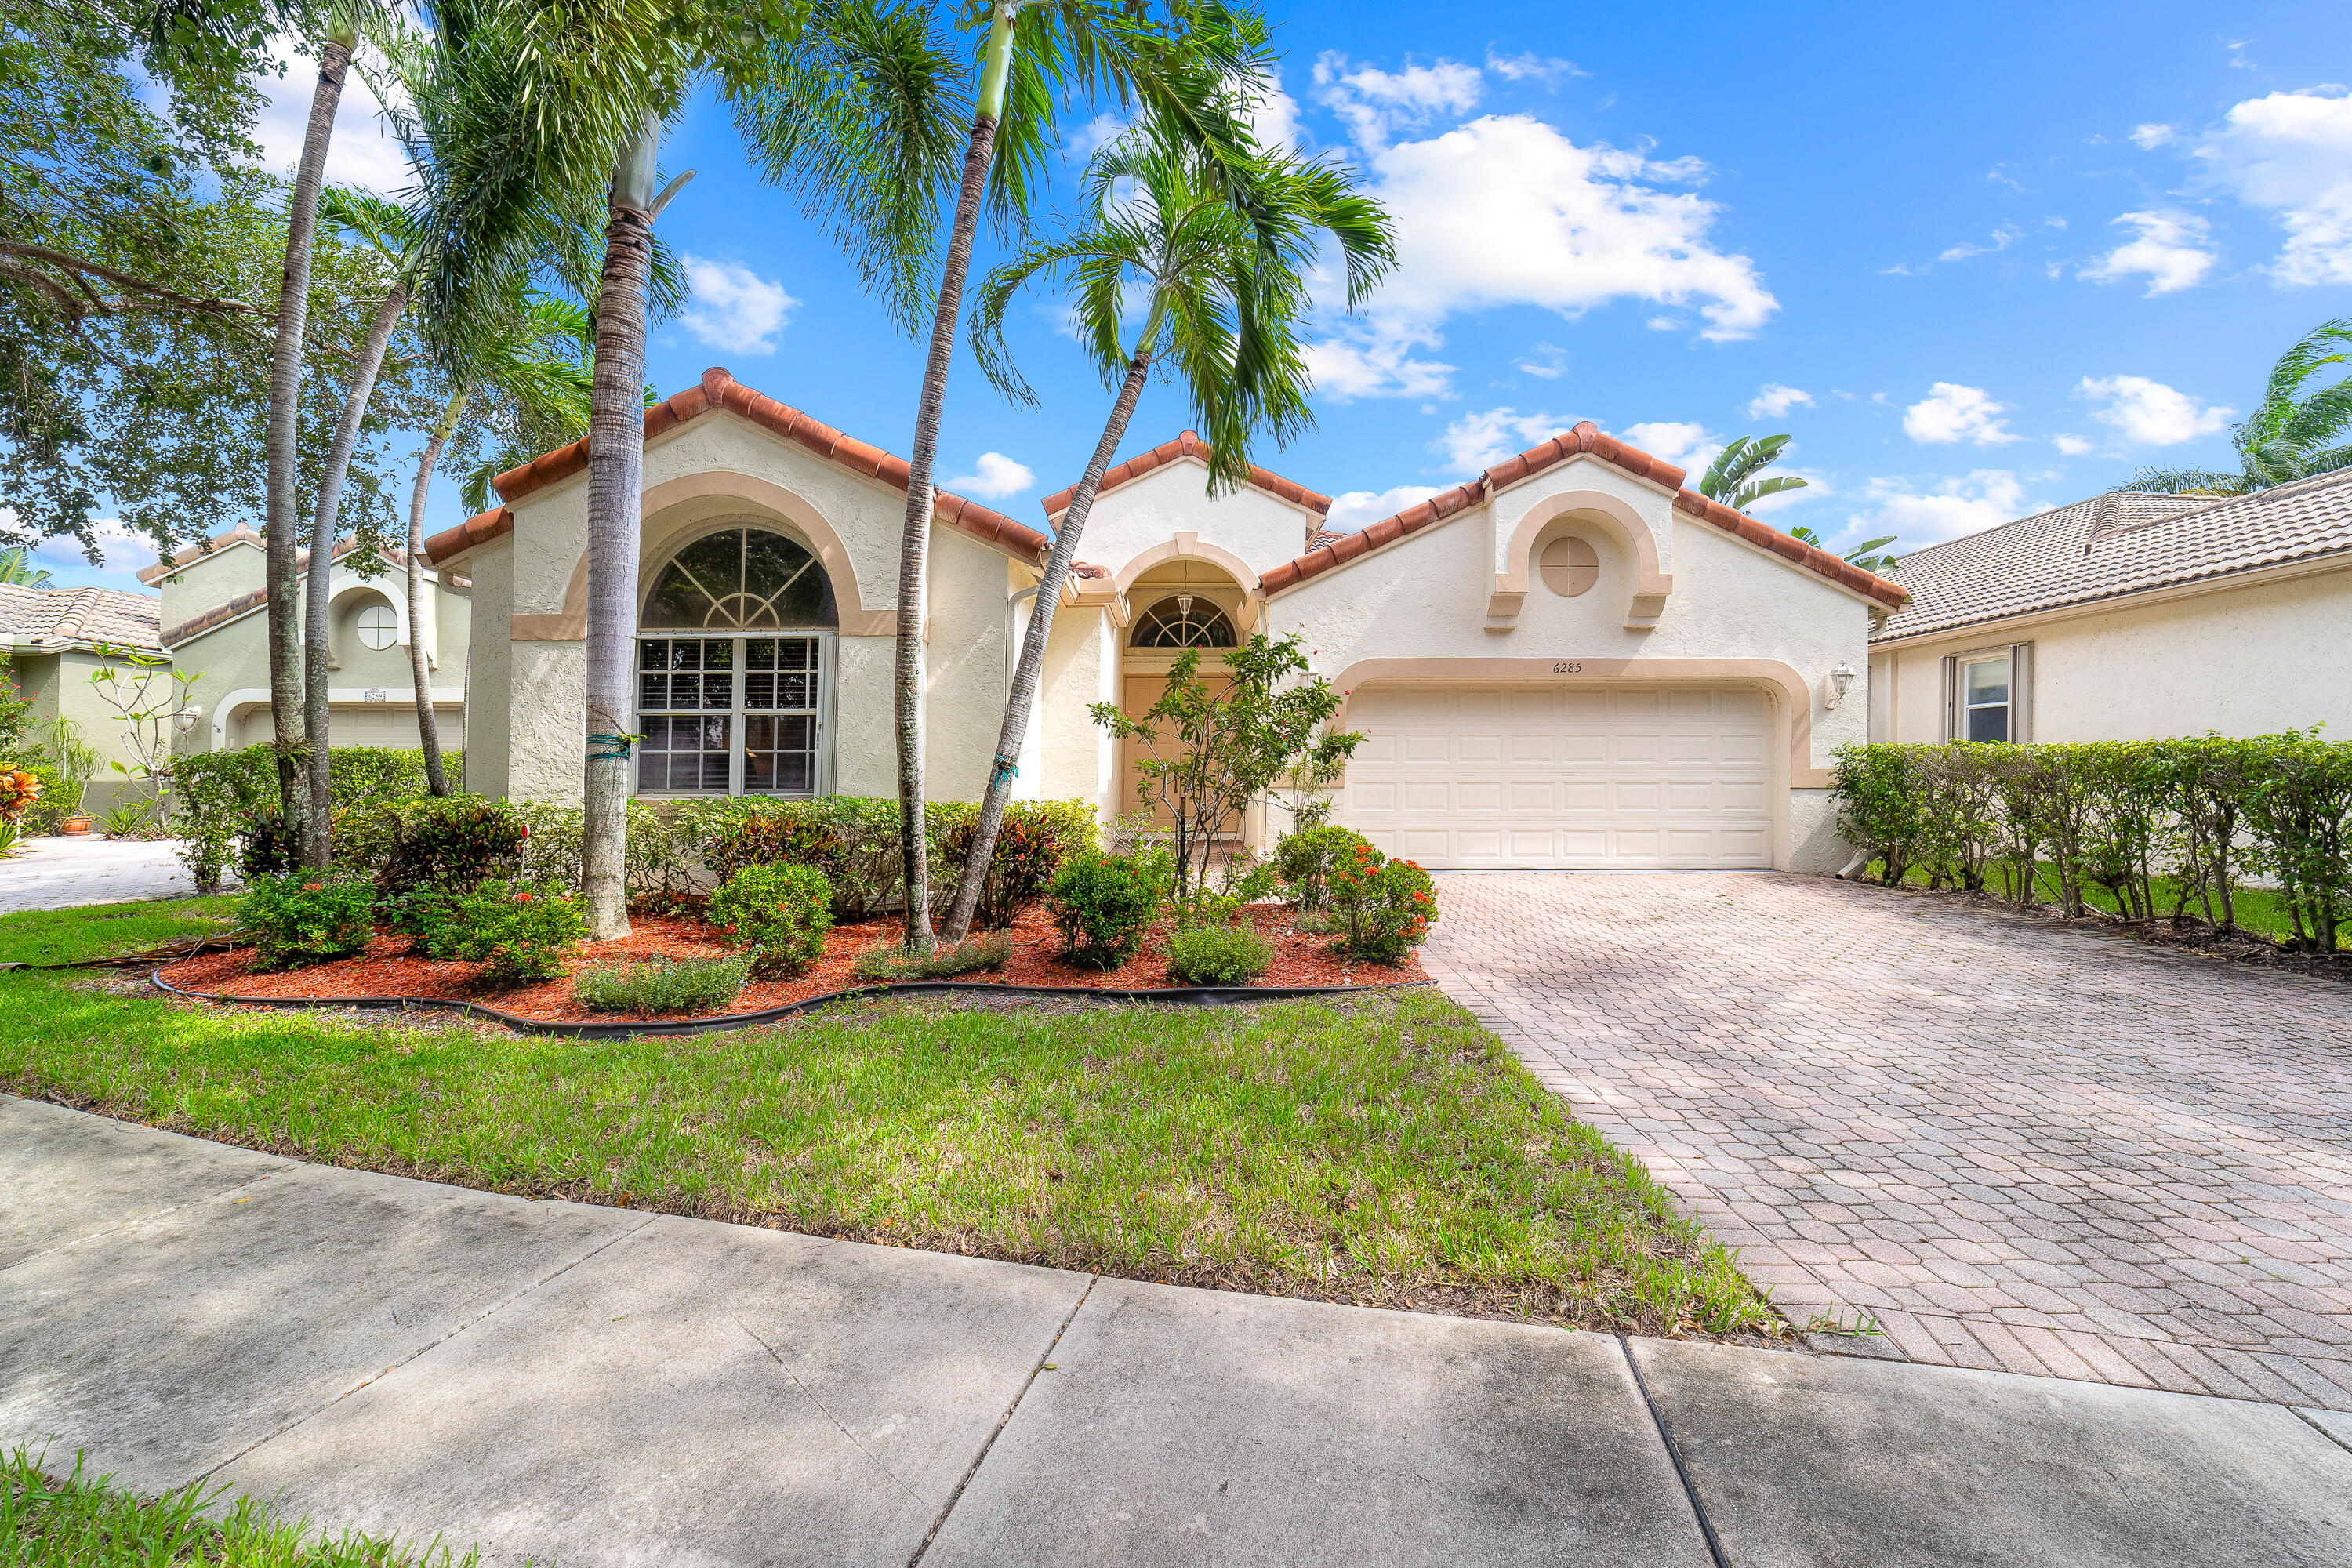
430,0 -> 969,938
887,0 -> 1267,952
938,120 -> 1392,942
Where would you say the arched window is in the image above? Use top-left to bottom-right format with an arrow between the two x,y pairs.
642,527 -> 837,629
637,526 -> 834,797
1131,594 -> 1236,648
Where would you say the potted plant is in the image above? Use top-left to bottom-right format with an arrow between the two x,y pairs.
35,717 -> 99,833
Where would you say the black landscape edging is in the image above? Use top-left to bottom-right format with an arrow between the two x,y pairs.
147,969 -> 1423,1039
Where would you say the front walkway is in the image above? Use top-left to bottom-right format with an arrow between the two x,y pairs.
5,1094 -> 2347,1566
1423,871 -> 2352,1411
0,836 -> 232,913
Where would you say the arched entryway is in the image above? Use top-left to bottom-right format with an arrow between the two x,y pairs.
1117,559 -> 1247,832
634,521 -> 838,797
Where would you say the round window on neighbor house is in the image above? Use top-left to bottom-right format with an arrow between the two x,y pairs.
1131,595 -> 1236,648
1540,535 -> 1599,597
355,601 -> 398,649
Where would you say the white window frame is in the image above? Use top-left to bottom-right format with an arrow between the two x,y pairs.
1940,641 -> 2034,743
354,600 -> 399,650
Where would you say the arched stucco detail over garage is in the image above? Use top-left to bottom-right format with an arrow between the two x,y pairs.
1490,490 -> 1674,630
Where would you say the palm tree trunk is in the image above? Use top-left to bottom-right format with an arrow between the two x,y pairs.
299,277 -> 409,867
266,35 -> 351,854
891,2 -> 1018,953
942,343 -> 1154,943
582,116 -> 663,940
408,384 -> 468,797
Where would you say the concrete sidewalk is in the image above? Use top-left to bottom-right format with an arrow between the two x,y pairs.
5,1094 -> 2349,1567
0,836 -> 234,912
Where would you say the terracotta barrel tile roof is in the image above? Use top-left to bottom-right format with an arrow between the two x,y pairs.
1258,419 -> 1907,610
434,368 -> 1049,568
1039,430 -> 1333,520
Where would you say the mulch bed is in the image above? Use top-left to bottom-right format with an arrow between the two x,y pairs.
155,902 -> 1425,1023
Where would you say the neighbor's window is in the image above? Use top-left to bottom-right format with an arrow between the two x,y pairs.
355,601 -> 397,650
1962,654 -> 2010,742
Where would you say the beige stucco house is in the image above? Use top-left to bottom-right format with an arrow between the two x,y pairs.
424,368 -> 1905,873
1867,470 -> 2352,746
140,524 -> 470,756
0,583 -> 172,817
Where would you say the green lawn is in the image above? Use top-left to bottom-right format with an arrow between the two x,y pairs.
0,896 -> 240,967
0,904 -> 1769,1338
2,1446 -> 470,1566
1889,862 -> 2332,948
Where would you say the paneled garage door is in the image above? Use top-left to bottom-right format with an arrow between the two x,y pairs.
1339,684 -> 1773,869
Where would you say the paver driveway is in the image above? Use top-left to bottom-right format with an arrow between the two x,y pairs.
1422,871 -> 2352,1412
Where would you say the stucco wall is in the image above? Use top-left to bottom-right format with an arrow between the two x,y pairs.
9,648 -> 156,816
1871,563 -> 2352,744
1079,458 -> 1318,580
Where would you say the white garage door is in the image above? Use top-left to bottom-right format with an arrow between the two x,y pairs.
229,702 -> 462,749
1341,684 -> 1773,869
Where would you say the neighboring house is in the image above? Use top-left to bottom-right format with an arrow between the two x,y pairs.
427,368 -> 1905,873
141,524 -> 470,757
1868,470 -> 2352,746
0,582 -> 169,816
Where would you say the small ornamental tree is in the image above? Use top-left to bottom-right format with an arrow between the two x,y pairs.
1089,632 -> 1360,898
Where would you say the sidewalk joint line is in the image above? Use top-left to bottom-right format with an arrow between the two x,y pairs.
194,1209 -> 659,1484
0,1164 -> 285,1278
2292,1406 -> 2352,1455
906,1272 -> 1098,1568
1617,1335 -> 1730,1568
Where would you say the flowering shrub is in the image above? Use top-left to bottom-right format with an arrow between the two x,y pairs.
1273,824 -> 1373,911
1046,850 -> 1172,969
448,878 -> 587,983
1327,844 -> 1438,964
0,768 -> 40,854
703,807 -> 848,887
935,799 -> 1098,927
241,870 -> 376,968
707,861 -> 834,978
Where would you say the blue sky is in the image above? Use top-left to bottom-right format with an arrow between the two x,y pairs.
45,0 -> 2352,591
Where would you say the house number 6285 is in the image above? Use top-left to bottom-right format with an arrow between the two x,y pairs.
1552,662 -> 1583,674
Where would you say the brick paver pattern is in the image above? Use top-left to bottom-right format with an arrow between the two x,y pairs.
1422,871 -> 2352,1411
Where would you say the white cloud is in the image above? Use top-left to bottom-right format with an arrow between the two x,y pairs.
1743,469 -> 1829,516
946,452 -> 1036,499
1435,405 -> 1570,473
30,517 -> 160,593
1066,112 -> 1129,160
1311,53 -> 1483,151
1325,484 -> 1445,531
2194,88 -> 2352,285
1514,342 -> 1566,379
1245,69 -> 1304,152
679,257 -> 797,354
2130,123 -> 2178,151
2077,376 -> 2234,446
252,39 -> 408,194
1620,419 -> 1719,474
1853,471 -> 2036,546
2051,434 -> 2094,456
1937,224 -> 2021,263
1903,383 -> 2020,446
1484,50 -> 1585,84
2223,38 -> 2256,71
1746,383 -> 1814,419
2079,211 -> 2218,296
1304,324 -> 1455,401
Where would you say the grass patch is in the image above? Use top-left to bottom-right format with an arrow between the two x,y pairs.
2,1445 -> 473,1566
0,897 -> 239,967
573,955 -> 751,1014
1889,861 -> 2328,947
0,906 -> 1769,1336
851,931 -> 1011,982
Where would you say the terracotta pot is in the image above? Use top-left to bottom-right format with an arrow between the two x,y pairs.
60,816 -> 92,835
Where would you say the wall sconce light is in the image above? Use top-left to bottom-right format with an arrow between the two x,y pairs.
1825,664 -> 1857,710
173,705 -> 204,737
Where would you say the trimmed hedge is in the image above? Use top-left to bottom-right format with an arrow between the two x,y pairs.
1831,736 -> 2352,952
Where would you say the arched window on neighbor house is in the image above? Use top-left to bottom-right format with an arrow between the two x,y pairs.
1131,594 -> 1236,649
637,525 -> 836,797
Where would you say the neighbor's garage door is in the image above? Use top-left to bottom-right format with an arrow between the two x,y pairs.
1340,684 -> 1772,869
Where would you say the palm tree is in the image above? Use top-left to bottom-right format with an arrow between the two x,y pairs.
2121,319 -> 2352,496
0,549 -> 54,589
937,120 -> 1391,943
887,1 -> 1269,953
1788,524 -> 1900,573
1700,434 -> 1809,511
426,0 -> 971,938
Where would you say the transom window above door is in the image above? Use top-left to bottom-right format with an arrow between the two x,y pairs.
1131,594 -> 1236,648
642,527 -> 837,630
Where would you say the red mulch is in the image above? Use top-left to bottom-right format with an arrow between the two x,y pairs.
156,903 -> 1426,1023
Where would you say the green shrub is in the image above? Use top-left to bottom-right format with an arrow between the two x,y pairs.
708,861 -> 833,977
852,931 -> 1011,982
1328,842 -> 1438,964
1165,920 -> 1275,985
372,797 -> 531,898
1274,824 -> 1374,910
379,884 -> 466,958
170,757 -> 242,895
447,878 -> 586,983
237,814 -> 300,880
241,870 -> 376,968
704,804 -> 848,885
935,798 -> 1098,927
1046,850 -> 1171,970
573,954 -> 751,1013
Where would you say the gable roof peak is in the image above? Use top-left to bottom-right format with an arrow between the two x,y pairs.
1039,430 -> 1332,520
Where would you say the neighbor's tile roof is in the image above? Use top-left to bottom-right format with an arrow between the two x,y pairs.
136,524 -> 263,585
426,368 -> 1050,568
158,539 -> 396,648
1038,430 -> 1332,520
1257,421 -> 1909,609
0,583 -> 163,652
1872,471 -> 2352,642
